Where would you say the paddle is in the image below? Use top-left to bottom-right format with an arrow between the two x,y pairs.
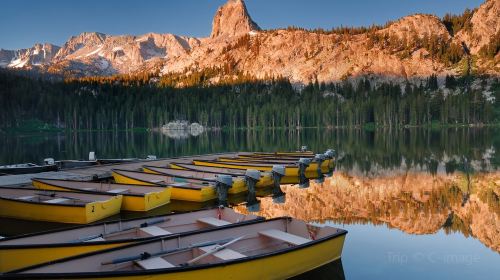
184,235 -> 247,265
72,218 -> 171,243
101,237 -> 235,265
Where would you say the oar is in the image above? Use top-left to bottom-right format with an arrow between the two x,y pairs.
101,237 -> 234,265
184,235 -> 247,265
72,218 -> 170,243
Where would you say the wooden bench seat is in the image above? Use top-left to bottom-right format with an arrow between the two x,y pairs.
140,226 -> 172,237
199,245 -> 246,261
197,217 -> 232,227
84,236 -> 106,242
44,198 -> 70,204
106,188 -> 128,194
259,229 -> 310,245
136,257 -> 175,270
17,196 -> 35,200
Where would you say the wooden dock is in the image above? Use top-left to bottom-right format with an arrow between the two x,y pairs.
0,152 -> 237,188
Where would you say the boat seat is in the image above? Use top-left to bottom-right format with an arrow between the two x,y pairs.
202,177 -> 216,181
199,245 -> 246,260
136,257 -> 175,270
151,179 -> 165,184
197,217 -> 232,227
259,229 -> 310,245
140,226 -> 172,237
17,196 -> 35,200
106,189 -> 128,194
84,237 -> 106,242
44,198 -> 71,204
82,188 -> 96,191
170,183 -> 189,187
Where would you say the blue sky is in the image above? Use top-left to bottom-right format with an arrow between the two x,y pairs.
0,0 -> 484,50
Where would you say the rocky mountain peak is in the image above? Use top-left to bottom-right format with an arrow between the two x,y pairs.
210,0 -> 261,39
459,0 -> 500,54
55,32 -> 108,60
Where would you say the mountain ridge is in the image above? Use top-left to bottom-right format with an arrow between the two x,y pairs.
0,0 -> 498,84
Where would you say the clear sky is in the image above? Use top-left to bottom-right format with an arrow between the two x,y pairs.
0,0 -> 484,50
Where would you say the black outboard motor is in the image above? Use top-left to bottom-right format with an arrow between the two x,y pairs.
271,165 -> 286,197
324,149 -> 336,172
298,158 -> 311,185
245,169 -> 261,205
314,154 -> 326,178
215,175 -> 233,206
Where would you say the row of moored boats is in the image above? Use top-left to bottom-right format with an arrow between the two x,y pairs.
0,150 -> 346,278
0,150 -> 336,224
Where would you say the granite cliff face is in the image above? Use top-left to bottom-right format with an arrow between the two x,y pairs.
0,43 -> 59,68
211,0 -> 260,39
1,0 -> 498,83
454,0 -> 500,54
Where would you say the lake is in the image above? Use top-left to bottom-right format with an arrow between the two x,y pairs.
0,127 -> 499,279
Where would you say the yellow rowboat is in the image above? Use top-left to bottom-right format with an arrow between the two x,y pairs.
0,187 -> 122,224
31,178 -> 171,212
239,150 -> 336,170
251,151 -> 315,156
217,157 -> 331,174
142,166 -> 247,195
192,160 -> 318,184
0,208 -> 261,273
11,217 -> 347,279
112,169 -> 218,202
168,163 -> 274,189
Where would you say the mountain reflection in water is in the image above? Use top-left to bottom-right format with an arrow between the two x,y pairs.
236,171 -> 500,253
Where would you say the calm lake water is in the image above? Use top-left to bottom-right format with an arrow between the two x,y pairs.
0,128 -> 499,279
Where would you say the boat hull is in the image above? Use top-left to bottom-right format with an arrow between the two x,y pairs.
192,160 -> 321,184
168,163 -> 274,189
112,171 -> 216,202
0,242 -> 127,273
32,180 -> 171,212
0,208 -> 259,273
10,231 -> 345,279
142,166 -> 247,195
0,196 -> 122,224
218,158 -> 331,174
0,165 -> 57,175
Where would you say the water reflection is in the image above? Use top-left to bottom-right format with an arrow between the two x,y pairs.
0,128 -> 498,173
236,171 -> 500,253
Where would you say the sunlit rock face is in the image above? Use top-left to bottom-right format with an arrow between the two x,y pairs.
236,171 -> 500,253
454,0 -> 500,55
210,0 -> 260,39
1,0 -> 498,82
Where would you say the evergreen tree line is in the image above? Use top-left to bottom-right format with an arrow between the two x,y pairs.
0,70 -> 498,131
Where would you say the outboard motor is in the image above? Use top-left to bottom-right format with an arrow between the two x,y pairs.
324,149 -> 336,170
301,145 -> 308,152
146,155 -> 157,160
43,158 -> 55,165
244,169 -> 261,205
215,175 -> 233,206
271,165 -> 286,197
314,153 -> 326,179
298,158 -> 311,185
